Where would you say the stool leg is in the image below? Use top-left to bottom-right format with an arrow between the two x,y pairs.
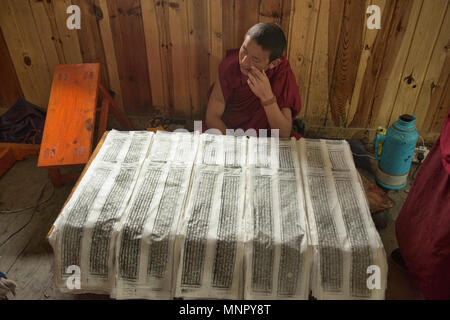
98,98 -> 109,143
48,168 -> 63,187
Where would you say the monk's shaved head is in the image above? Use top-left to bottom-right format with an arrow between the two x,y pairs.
246,23 -> 287,62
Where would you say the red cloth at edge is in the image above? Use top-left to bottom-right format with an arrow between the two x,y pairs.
395,111 -> 450,299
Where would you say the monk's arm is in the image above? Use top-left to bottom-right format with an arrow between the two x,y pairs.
205,75 -> 227,135
263,103 -> 292,138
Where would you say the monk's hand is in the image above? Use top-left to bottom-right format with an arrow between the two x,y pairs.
247,66 -> 274,103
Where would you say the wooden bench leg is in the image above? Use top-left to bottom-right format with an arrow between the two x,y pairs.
99,84 -> 133,130
98,98 -> 109,143
48,168 -> 63,188
0,147 -> 16,178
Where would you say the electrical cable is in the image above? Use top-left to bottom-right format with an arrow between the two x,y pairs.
411,151 -> 425,180
0,180 -> 53,248
352,152 -> 376,160
0,180 -> 54,214
419,135 -> 425,148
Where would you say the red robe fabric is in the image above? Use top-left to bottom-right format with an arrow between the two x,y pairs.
395,111 -> 450,299
205,49 -> 302,139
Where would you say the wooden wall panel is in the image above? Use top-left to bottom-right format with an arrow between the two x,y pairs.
97,0 -> 124,110
346,0 -> 383,128
46,0 -> 83,64
141,0 -> 170,112
107,0 -> 153,115
349,0 -> 413,128
234,0 -> 260,48
422,52 -> 450,132
389,0 -> 448,127
371,0 -> 423,129
0,27 -> 22,108
328,0 -> 365,127
260,0 -> 283,25
1,0 -> 448,137
168,0 -> 191,118
28,0 -> 61,78
73,0 -> 110,89
413,5 -> 450,131
280,0 -> 293,59
188,0 -> 210,119
221,0 -> 234,58
0,0 -> 52,108
207,0 -> 223,85
429,71 -> 450,132
306,0 -> 330,126
288,0 -> 320,120
325,0 -> 346,125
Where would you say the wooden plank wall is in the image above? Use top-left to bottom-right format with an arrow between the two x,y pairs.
0,0 -> 448,134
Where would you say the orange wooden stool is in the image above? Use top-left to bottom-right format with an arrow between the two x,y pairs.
0,143 -> 40,178
38,63 -> 132,187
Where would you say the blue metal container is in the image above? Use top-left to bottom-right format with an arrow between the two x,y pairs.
375,114 -> 418,190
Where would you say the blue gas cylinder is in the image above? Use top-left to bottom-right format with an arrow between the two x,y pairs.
375,114 -> 418,190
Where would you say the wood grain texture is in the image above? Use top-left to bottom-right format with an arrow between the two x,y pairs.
168,0 -> 191,118
0,0 -> 53,108
141,0 -> 170,112
0,0 -> 447,139
422,51 -> 450,132
413,5 -> 450,131
0,27 -> 23,108
322,0 -> 346,125
280,0 -> 293,59
207,0 -> 223,86
188,0 -> 210,119
38,63 -> 100,168
346,0 -> 383,128
221,0 -> 235,56
234,0 -> 260,48
32,0 -> 67,65
328,0 -> 365,127
259,0 -> 283,24
388,0 -> 448,127
306,0 -> 329,126
72,0 -> 110,89
28,0 -> 61,78
96,0 -> 124,111
107,0 -> 153,115
349,0 -> 414,128
371,0 -> 423,129
46,0 -> 83,64
288,0 -> 320,120
429,66 -> 450,133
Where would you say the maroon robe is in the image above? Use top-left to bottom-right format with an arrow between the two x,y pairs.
395,111 -> 450,299
205,49 -> 302,139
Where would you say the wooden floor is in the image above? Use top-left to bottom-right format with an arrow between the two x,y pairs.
0,156 -> 423,300
0,157 -> 108,299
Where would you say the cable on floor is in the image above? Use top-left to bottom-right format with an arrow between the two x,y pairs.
0,180 -> 55,214
0,180 -> 53,248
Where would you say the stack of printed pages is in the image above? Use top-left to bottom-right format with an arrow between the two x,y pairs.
48,130 -> 387,300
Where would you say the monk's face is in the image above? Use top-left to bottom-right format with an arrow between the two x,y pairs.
239,36 -> 279,76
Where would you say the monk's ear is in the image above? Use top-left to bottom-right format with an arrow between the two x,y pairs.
268,58 -> 281,69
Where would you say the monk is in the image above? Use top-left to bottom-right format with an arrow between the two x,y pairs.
204,22 -> 302,139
